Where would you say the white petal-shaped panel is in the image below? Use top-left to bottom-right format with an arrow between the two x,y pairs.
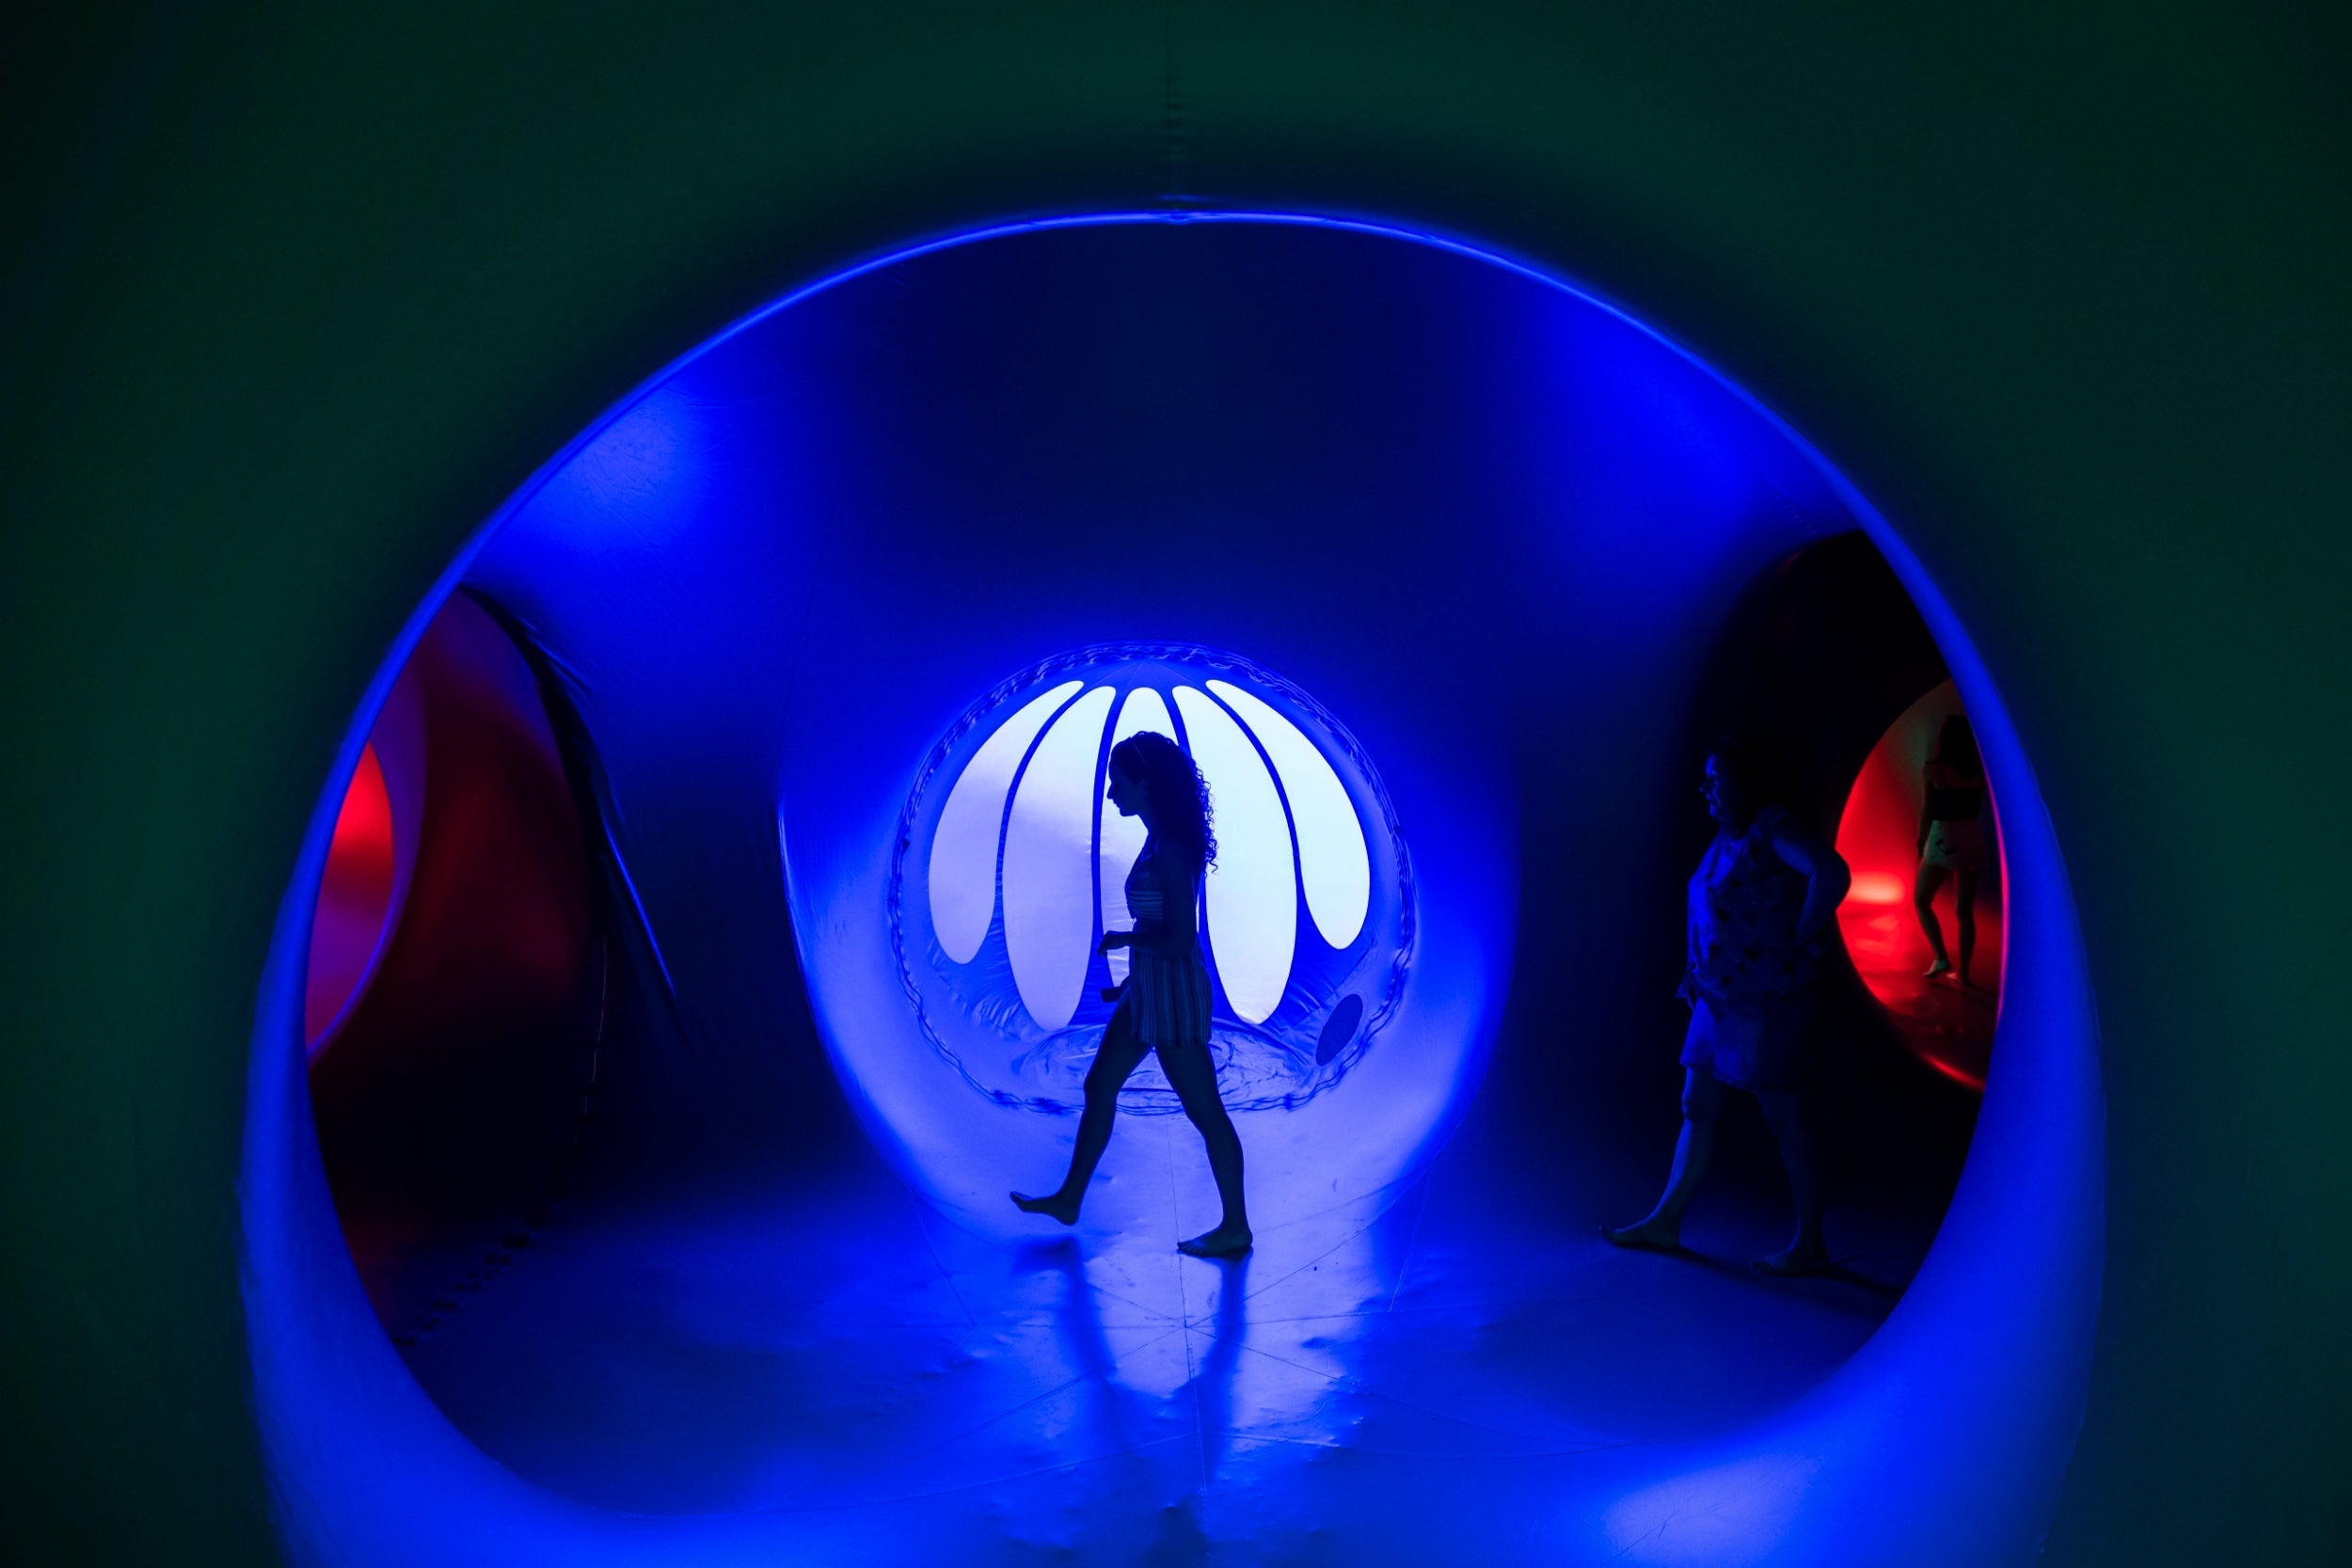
929,679 -> 1082,963
1207,679 -> 1370,948
1003,685 -> 1116,1030
1101,687 -> 1174,986
1174,685 -> 1295,1024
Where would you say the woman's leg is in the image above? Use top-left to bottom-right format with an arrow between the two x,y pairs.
1754,1089 -> 1828,1275
1915,859 -> 1952,974
1012,1011 -> 1151,1225
1954,868 -> 1981,985
1159,1040 -> 1252,1256
1602,1069 -> 1726,1250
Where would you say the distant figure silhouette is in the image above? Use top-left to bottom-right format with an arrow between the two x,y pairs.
1603,738 -> 1851,1276
1915,715 -> 1987,986
1012,732 -> 1252,1258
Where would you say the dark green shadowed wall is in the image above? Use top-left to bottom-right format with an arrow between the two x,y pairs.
1,3 -> 2344,1562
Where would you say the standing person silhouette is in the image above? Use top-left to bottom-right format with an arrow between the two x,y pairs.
1915,714 -> 1988,986
1603,738 -> 1851,1276
1013,731 -> 1253,1258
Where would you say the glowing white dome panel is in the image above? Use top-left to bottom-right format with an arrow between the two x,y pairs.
890,643 -> 1412,1113
927,679 -> 1082,964
1207,677 -> 1370,949
1001,685 -> 1115,1030
1174,685 -> 1295,1024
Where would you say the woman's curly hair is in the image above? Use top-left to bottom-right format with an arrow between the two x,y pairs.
1110,731 -> 1216,871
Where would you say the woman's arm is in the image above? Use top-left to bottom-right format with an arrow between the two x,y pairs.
1765,813 -> 1852,943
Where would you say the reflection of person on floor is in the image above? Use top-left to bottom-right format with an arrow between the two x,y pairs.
1915,715 -> 1987,986
1603,738 -> 1851,1277
1013,732 -> 1253,1258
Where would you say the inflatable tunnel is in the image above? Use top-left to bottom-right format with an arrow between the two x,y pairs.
5,8 -> 2344,1567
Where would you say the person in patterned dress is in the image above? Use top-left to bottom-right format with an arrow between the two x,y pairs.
1013,732 -> 1252,1258
1602,737 -> 1851,1276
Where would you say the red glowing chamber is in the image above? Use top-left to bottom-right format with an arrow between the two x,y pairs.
1835,679 -> 2004,1089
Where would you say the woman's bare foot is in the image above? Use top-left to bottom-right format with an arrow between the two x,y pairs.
1178,1224 -> 1252,1258
1010,1190 -> 1081,1226
1752,1242 -> 1831,1277
1923,958 -> 1954,979
1599,1216 -> 1680,1253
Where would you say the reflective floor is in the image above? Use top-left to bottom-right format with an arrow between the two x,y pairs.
1839,880 -> 2004,1089
387,1090 -> 1947,1559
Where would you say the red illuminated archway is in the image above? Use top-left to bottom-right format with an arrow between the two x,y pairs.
1834,679 -> 2004,1088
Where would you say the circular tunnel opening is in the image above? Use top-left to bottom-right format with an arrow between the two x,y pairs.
303,591 -> 606,1334
896,641 -> 1410,1114
249,214 -> 2102,1563
1835,679 -> 2005,1089
303,741 -> 404,1053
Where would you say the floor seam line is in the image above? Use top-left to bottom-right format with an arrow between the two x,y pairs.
901,1180 -> 980,1327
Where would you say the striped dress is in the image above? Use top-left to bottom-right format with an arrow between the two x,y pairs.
1119,839 -> 1214,1052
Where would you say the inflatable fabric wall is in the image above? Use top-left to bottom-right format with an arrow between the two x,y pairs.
2,6 -> 2344,1566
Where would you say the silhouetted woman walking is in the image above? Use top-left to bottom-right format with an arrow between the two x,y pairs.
1603,738 -> 1850,1275
1915,714 -> 1987,986
1013,732 -> 1252,1257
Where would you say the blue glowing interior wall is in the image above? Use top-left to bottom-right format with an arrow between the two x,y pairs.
239,218 -> 2100,1566
459,219 -> 1860,1203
